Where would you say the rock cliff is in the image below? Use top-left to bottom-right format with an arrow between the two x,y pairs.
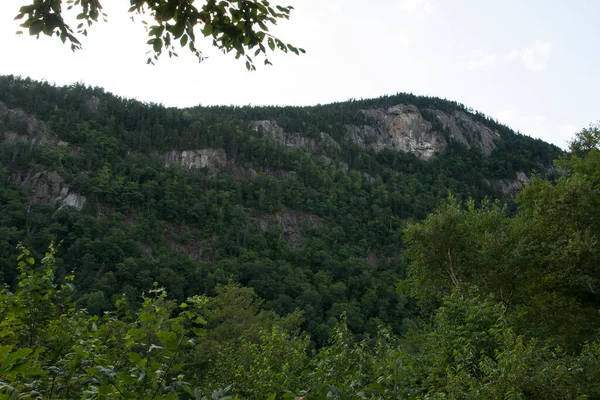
248,104 -> 501,161
13,171 -> 86,210
163,149 -> 227,172
430,109 -> 499,155
250,120 -> 340,153
491,171 -> 531,198
0,101 -> 68,148
347,105 -> 500,159
162,147 -> 299,181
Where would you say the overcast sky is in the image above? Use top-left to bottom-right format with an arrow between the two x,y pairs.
1,0 -> 599,148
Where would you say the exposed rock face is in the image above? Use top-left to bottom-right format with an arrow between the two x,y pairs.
249,106 -> 501,161
491,171 -> 531,198
13,171 -> 86,210
250,120 -> 340,153
347,105 -> 445,159
0,102 -> 69,148
1,104 -> 43,138
162,147 -> 300,181
228,164 -> 296,181
1,104 -> 86,210
431,110 -> 499,155
346,105 -> 500,159
163,149 -> 227,172
87,96 -> 101,113
60,192 -> 87,210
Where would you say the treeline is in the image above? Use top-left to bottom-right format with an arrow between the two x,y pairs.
0,75 -> 560,171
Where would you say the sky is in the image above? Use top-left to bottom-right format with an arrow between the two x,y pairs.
1,0 -> 599,149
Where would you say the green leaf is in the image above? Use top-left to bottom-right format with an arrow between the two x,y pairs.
180,34 -> 188,47
128,352 -> 142,363
192,327 -> 206,337
29,20 -> 44,36
171,22 -> 185,38
153,38 -> 163,53
139,311 -> 156,323
157,331 -> 178,349
162,8 -> 174,21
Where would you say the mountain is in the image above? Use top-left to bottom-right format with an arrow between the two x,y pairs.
0,75 -> 561,341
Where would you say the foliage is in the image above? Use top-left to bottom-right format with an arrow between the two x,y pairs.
0,243 -> 218,399
404,291 -> 600,399
207,325 -> 309,399
14,0 -> 304,67
3,76 -> 600,398
0,74 -> 565,344
568,122 -> 600,156
3,247 -> 597,398
403,125 -> 600,349
297,291 -> 600,399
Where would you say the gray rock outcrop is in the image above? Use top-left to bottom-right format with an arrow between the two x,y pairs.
347,105 -> 445,159
250,120 -> 340,153
13,171 -> 86,210
249,105 -> 501,161
163,149 -> 227,172
87,96 -> 101,113
0,102 -> 69,149
430,109 -> 499,155
491,171 -> 531,198
346,105 -> 500,159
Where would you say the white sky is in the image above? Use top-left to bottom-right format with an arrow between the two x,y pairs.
1,0 -> 599,149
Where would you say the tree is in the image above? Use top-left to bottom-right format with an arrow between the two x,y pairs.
568,122 -> 600,155
14,0 -> 305,68
403,125 -> 600,348
402,196 -> 512,310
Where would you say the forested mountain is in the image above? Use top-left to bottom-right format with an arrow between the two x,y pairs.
0,75 -> 561,341
3,75 -> 599,399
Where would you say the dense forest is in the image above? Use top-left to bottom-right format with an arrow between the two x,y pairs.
1,75 -> 598,398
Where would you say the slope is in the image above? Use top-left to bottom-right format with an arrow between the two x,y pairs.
0,75 -> 561,341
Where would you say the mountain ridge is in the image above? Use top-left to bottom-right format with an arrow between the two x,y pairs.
0,74 -> 562,341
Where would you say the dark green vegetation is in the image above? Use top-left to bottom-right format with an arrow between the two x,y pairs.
0,75 -> 561,341
15,0 -> 304,67
2,75 -> 599,398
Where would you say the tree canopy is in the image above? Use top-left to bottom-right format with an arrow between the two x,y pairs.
14,0 -> 305,67
0,77 -> 599,398
0,75 -> 563,344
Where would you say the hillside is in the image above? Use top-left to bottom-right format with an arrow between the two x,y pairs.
0,75 -> 561,341
3,75 -> 600,399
